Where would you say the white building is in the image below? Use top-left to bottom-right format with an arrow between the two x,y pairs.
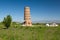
46,23 -> 49,26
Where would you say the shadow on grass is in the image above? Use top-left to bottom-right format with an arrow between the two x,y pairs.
0,27 -> 8,30
3,27 -> 7,29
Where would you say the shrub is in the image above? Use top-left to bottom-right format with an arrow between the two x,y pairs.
3,15 -> 12,29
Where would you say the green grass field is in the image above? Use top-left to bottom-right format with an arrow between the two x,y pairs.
0,23 -> 60,40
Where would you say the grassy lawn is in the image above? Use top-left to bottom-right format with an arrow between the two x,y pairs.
0,23 -> 60,40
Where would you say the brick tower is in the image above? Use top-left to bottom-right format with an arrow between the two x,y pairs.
23,6 -> 32,26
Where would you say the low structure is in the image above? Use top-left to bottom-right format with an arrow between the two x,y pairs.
46,23 -> 58,27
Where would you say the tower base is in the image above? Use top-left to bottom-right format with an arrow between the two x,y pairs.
22,20 -> 32,26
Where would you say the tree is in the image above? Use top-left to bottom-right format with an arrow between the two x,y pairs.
3,15 -> 12,29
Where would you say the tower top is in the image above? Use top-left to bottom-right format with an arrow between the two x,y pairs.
25,6 -> 30,9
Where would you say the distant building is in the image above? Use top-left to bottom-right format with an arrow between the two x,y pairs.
46,23 -> 49,26
46,23 -> 58,27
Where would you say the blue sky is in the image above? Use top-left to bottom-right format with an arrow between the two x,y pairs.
0,0 -> 60,22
